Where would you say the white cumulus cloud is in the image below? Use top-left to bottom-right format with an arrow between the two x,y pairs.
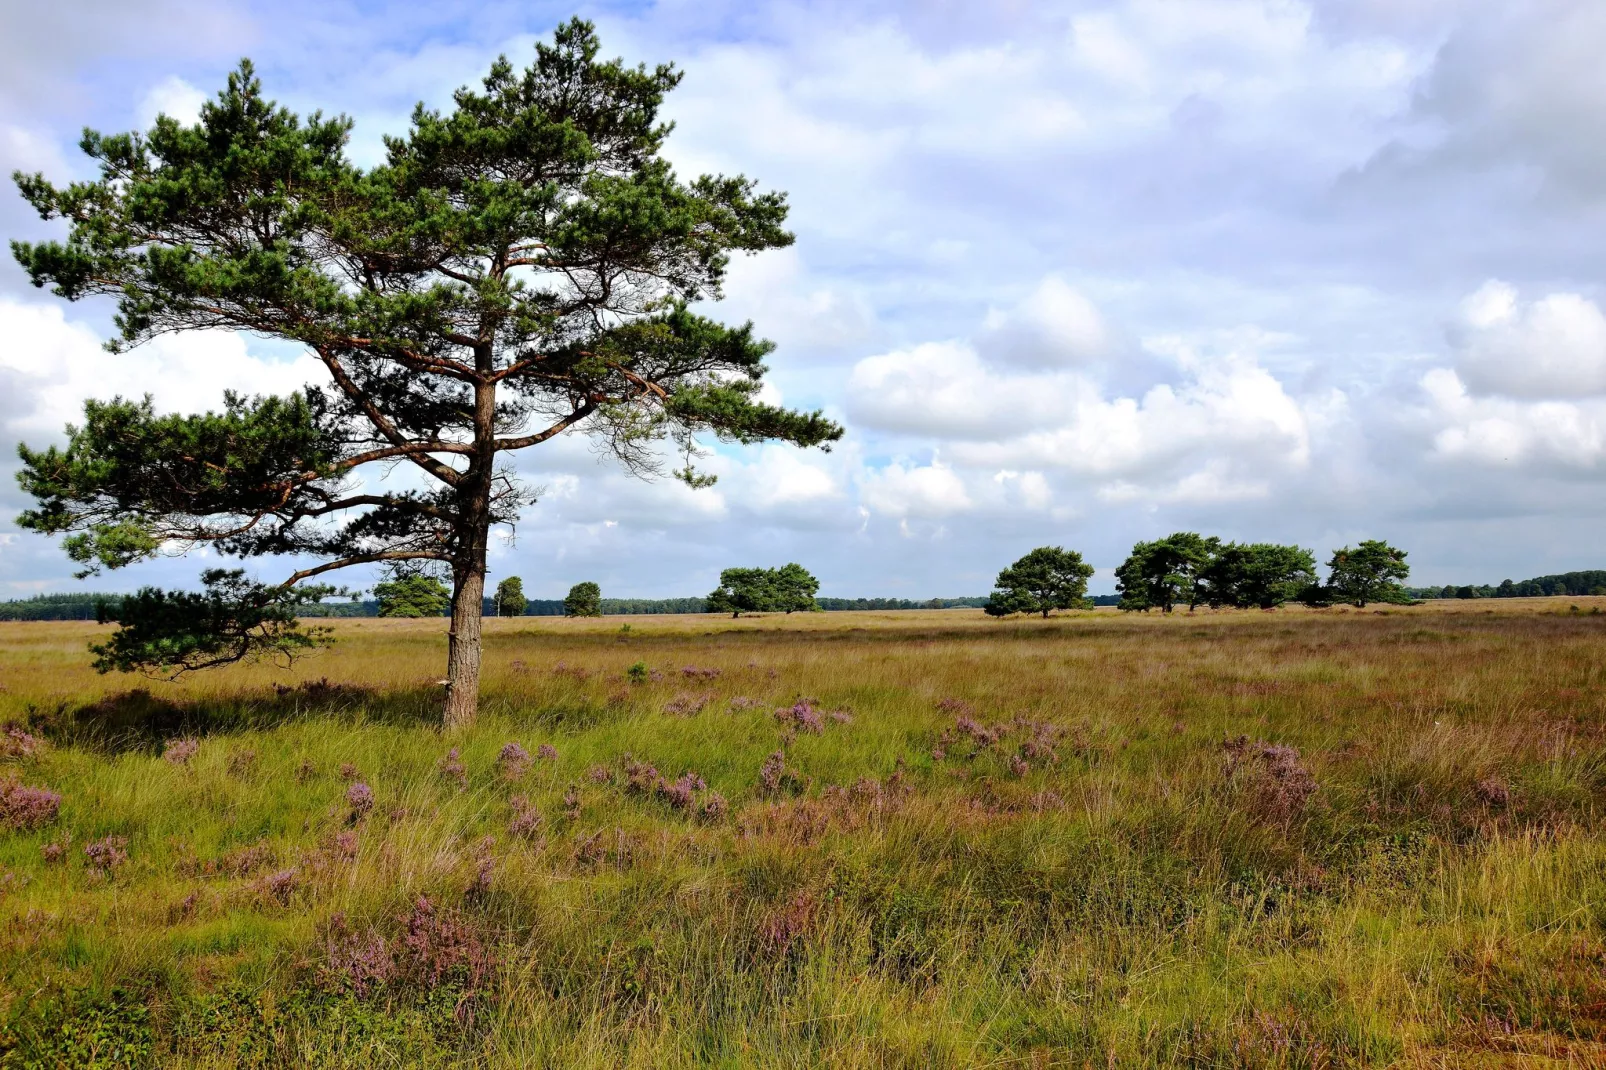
1449,280 -> 1606,399
136,75 -> 207,128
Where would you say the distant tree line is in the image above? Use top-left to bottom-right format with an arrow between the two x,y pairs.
0,593 -> 116,621
14,564 -> 1603,622
818,596 -> 990,611
0,588 -> 989,620
1407,571 -> 1606,600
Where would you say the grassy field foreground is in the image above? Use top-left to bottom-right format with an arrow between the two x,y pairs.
0,602 -> 1604,1067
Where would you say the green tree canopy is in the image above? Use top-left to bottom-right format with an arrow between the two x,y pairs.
707,567 -> 777,617
564,581 -> 602,617
493,576 -> 526,617
984,546 -> 1095,618
11,20 -> 840,725
771,562 -> 821,613
1114,532 -> 1220,613
374,574 -> 450,618
1325,540 -> 1410,607
1199,543 -> 1317,610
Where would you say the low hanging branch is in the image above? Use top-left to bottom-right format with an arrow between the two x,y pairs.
11,19 -> 842,726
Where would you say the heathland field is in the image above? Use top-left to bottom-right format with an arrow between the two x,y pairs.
1,601 -> 1605,1067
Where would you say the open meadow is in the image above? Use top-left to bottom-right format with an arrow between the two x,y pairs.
1,600 -> 1605,1067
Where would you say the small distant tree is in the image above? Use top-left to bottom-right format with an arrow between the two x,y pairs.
1199,543 -> 1316,610
374,573 -> 450,617
493,576 -> 526,617
984,546 -> 1095,618
1324,540 -> 1410,607
707,567 -> 778,617
1114,532 -> 1220,613
564,582 -> 602,617
772,563 -> 821,613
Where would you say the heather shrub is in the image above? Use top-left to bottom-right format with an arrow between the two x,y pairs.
322,895 -> 497,1004
346,782 -> 375,820
758,750 -> 808,798
332,830 -> 360,860
0,724 -> 42,760
664,692 -> 713,716
163,737 -> 200,766
496,742 -> 531,779
775,700 -> 824,734
1223,736 -> 1319,825
437,748 -> 468,788
508,796 -> 543,840
0,780 -> 61,830
256,867 -> 299,904
218,842 -> 275,877
83,835 -> 128,874
41,832 -> 71,863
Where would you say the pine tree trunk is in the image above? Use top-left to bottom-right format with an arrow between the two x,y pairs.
444,374 -> 498,730
444,564 -> 485,730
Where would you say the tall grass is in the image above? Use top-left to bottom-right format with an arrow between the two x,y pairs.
1,601 -> 1604,1066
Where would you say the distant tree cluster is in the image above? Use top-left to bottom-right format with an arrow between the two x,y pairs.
707,564 -> 820,617
1114,535 -> 1409,611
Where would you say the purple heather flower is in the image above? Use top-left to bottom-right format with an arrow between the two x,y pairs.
346,782 -> 375,818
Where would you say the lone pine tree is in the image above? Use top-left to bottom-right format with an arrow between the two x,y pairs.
11,20 -> 840,727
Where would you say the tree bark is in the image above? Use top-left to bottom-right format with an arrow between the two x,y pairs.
444,564 -> 485,730
444,372 -> 498,730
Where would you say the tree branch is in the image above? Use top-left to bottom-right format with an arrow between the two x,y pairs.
494,401 -> 597,451
316,347 -> 464,487
281,549 -> 452,588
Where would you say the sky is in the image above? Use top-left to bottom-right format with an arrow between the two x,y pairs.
3,0 -> 1606,599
